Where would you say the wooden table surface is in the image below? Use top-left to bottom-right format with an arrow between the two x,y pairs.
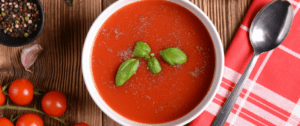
0,0 -> 253,125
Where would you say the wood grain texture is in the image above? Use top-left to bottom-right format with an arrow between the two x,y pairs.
0,0 -> 252,126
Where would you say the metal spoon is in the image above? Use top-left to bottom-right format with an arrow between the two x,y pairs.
212,0 -> 293,125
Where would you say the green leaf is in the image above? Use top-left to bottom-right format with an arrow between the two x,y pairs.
147,57 -> 161,74
160,48 -> 187,65
133,42 -> 151,58
115,59 -> 139,86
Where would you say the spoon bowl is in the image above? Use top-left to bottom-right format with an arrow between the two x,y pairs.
212,0 -> 293,125
250,0 -> 294,54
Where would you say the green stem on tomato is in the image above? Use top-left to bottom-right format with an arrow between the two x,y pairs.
0,104 -> 67,125
1,83 -> 10,95
10,112 -> 21,123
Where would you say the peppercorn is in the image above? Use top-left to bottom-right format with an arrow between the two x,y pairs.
24,16 -> 28,21
0,0 -> 40,37
1,12 -> 5,17
24,32 -> 28,37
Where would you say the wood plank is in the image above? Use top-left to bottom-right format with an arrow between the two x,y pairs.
0,0 -> 103,126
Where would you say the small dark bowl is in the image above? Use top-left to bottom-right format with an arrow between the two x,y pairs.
0,0 -> 44,47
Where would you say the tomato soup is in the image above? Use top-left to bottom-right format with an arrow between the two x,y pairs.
91,0 -> 215,124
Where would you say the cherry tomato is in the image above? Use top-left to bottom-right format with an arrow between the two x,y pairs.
0,117 -> 14,126
0,85 -> 6,106
8,78 -> 34,105
41,91 -> 67,117
16,113 -> 43,126
74,123 -> 90,126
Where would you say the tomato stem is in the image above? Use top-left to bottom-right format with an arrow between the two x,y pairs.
1,83 -> 9,95
34,89 -> 44,95
0,104 -> 67,125
10,112 -> 21,123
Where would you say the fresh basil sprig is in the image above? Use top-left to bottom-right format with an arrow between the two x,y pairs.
133,42 -> 151,58
160,48 -> 187,65
115,43 -> 188,86
115,59 -> 139,86
147,57 -> 161,74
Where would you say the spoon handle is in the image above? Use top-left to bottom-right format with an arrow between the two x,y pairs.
212,52 -> 260,126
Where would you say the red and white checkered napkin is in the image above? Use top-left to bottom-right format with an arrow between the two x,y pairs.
190,0 -> 300,126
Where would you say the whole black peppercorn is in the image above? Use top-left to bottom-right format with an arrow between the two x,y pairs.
0,0 -> 39,38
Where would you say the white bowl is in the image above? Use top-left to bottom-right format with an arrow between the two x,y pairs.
82,0 -> 224,125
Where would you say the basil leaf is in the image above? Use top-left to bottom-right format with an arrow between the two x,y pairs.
133,42 -> 151,58
147,57 -> 161,74
145,55 -> 150,60
160,48 -> 187,65
115,59 -> 139,86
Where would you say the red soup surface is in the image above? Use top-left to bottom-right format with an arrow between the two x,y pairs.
91,0 -> 216,124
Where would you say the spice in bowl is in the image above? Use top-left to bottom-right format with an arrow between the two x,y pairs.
0,0 -> 39,38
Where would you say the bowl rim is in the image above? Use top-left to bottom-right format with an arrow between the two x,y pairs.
0,0 -> 45,47
82,0 -> 224,125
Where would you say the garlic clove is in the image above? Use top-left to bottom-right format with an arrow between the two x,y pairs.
21,44 -> 43,72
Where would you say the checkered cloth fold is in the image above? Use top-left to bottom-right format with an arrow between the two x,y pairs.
190,0 -> 300,125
